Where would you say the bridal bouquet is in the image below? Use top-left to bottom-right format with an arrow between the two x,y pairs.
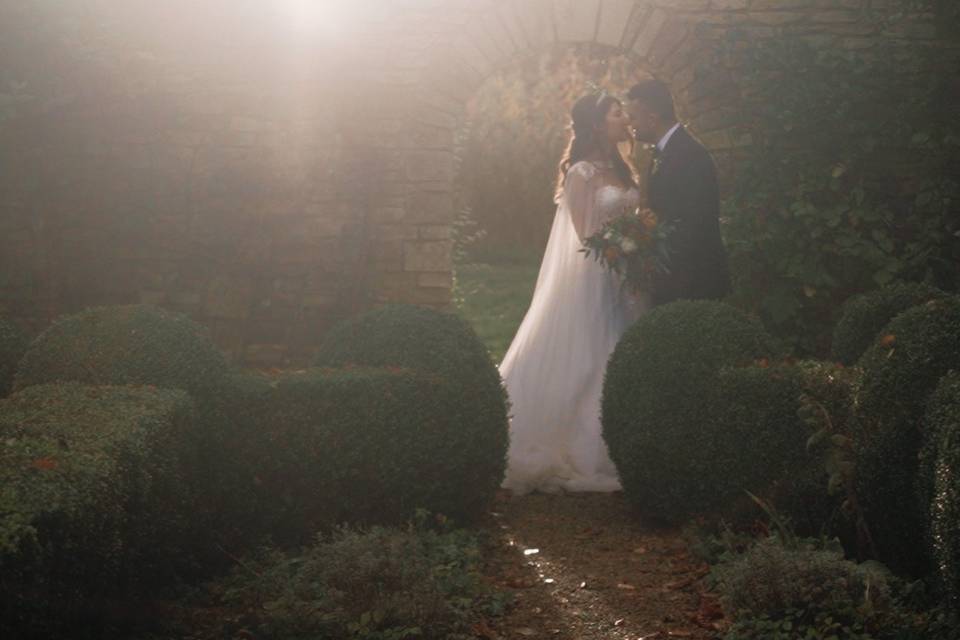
580,207 -> 672,292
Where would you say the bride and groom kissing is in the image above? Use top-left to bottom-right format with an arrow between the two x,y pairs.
499,78 -> 731,495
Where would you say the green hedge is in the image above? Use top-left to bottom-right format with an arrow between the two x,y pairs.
716,361 -> 858,536
855,296 -> 960,576
250,367 -> 504,543
920,372 -> 960,606
831,283 -> 946,365
0,383 -> 194,634
314,304 -> 508,509
10,304 -> 268,561
14,304 -> 229,396
602,301 -> 775,522
0,318 -> 29,397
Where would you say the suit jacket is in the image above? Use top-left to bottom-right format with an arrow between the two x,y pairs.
646,125 -> 732,306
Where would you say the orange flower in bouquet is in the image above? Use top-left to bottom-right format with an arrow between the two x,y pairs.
580,206 -> 673,292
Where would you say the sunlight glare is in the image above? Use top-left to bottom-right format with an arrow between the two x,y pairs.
280,0 -> 356,37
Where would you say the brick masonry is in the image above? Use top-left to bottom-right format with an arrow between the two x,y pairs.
0,0 -> 951,366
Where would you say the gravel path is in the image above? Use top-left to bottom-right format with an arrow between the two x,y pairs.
479,491 -> 724,640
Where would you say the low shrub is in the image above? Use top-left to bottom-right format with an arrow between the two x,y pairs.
831,283 -> 946,366
0,383 -> 194,635
252,367 -> 504,542
601,300 -> 775,522
855,296 -> 960,576
919,372 -> 960,606
212,517 -> 509,640
314,304 -> 509,516
14,304 -> 229,397
714,537 -> 893,640
0,318 -> 28,397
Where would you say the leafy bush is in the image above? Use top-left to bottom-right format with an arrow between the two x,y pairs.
10,304 -> 272,562
0,318 -> 28,397
0,383 -> 194,634
717,33 -> 960,356
314,304 -> 508,512
919,372 -> 960,606
602,300 -> 775,522
855,296 -> 960,575
832,283 -> 947,365
719,361 -> 859,538
714,537 -> 893,640
252,367 -> 504,542
14,304 -> 229,396
213,517 -> 509,640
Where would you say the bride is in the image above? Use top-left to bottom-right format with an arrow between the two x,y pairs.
499,91 -> 648,495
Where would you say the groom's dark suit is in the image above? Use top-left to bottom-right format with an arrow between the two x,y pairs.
647,125 -> 731,306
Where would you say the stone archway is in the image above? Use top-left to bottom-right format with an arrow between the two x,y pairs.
386,0 -> 748,310
0,0 -> 932,366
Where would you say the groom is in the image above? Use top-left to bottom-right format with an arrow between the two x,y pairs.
625,79 -> 731,306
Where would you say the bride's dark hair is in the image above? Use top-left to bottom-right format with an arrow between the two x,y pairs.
556,92 -> 637,200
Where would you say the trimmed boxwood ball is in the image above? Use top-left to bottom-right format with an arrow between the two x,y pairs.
0,383 -> 194,634
855,296 -> 960,576
832,282 -> 946,365
14,304 -> 229,397
0,318 -> 29,397
254,367 -> 503,542
919,372 -> 960,606
602,300 -> 774,523
314,304 -> 508,508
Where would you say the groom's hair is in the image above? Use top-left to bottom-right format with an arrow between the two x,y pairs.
626,79 -> 676,121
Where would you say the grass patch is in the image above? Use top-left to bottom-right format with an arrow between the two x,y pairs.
453,260 -> 540,363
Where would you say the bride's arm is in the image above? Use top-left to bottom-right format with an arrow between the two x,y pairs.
562,162 -> 597,243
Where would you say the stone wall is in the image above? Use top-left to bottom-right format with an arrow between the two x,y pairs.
0,0 -> 951,366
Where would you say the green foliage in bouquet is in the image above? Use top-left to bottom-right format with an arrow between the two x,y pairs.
580,207 -> 673,292
0,318 -> 28,397
919,372 -> 960,606
213,516 -> 509,640
0,383 -> 194,635
602,301 -> 775,522
832,282 -> 947,365
716,32 -> 960,356
855,296 -> 960,576
253,367 -> 501,541
315,304 -> 508,510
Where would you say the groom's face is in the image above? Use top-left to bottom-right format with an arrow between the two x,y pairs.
626,99 -> 657,145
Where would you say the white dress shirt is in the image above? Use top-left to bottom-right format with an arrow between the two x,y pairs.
656,122 -> 682,152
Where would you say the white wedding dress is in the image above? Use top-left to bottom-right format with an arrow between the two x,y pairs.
499,160 -> 649,495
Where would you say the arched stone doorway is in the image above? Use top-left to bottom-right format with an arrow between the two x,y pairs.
388,0 -> 746,311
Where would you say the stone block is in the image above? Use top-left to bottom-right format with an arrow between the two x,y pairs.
513,0 -> 555,49
417,272 -> 452,289
554,0 -> 600,43
403,240 -> 453,272
419,225 -> 453,240
205,275 -> 254,320
243,343 -> 287,368
597,0 -> 637,47
404,151 -> 456,183
631,8 -> 668,59
407,191 -> 455,224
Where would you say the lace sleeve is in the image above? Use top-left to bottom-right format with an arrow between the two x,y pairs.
562,161 -> 598,243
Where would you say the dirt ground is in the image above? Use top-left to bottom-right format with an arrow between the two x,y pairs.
476,490 -> 725,640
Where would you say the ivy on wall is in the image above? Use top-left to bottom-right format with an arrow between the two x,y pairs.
716,31 -> 960,355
